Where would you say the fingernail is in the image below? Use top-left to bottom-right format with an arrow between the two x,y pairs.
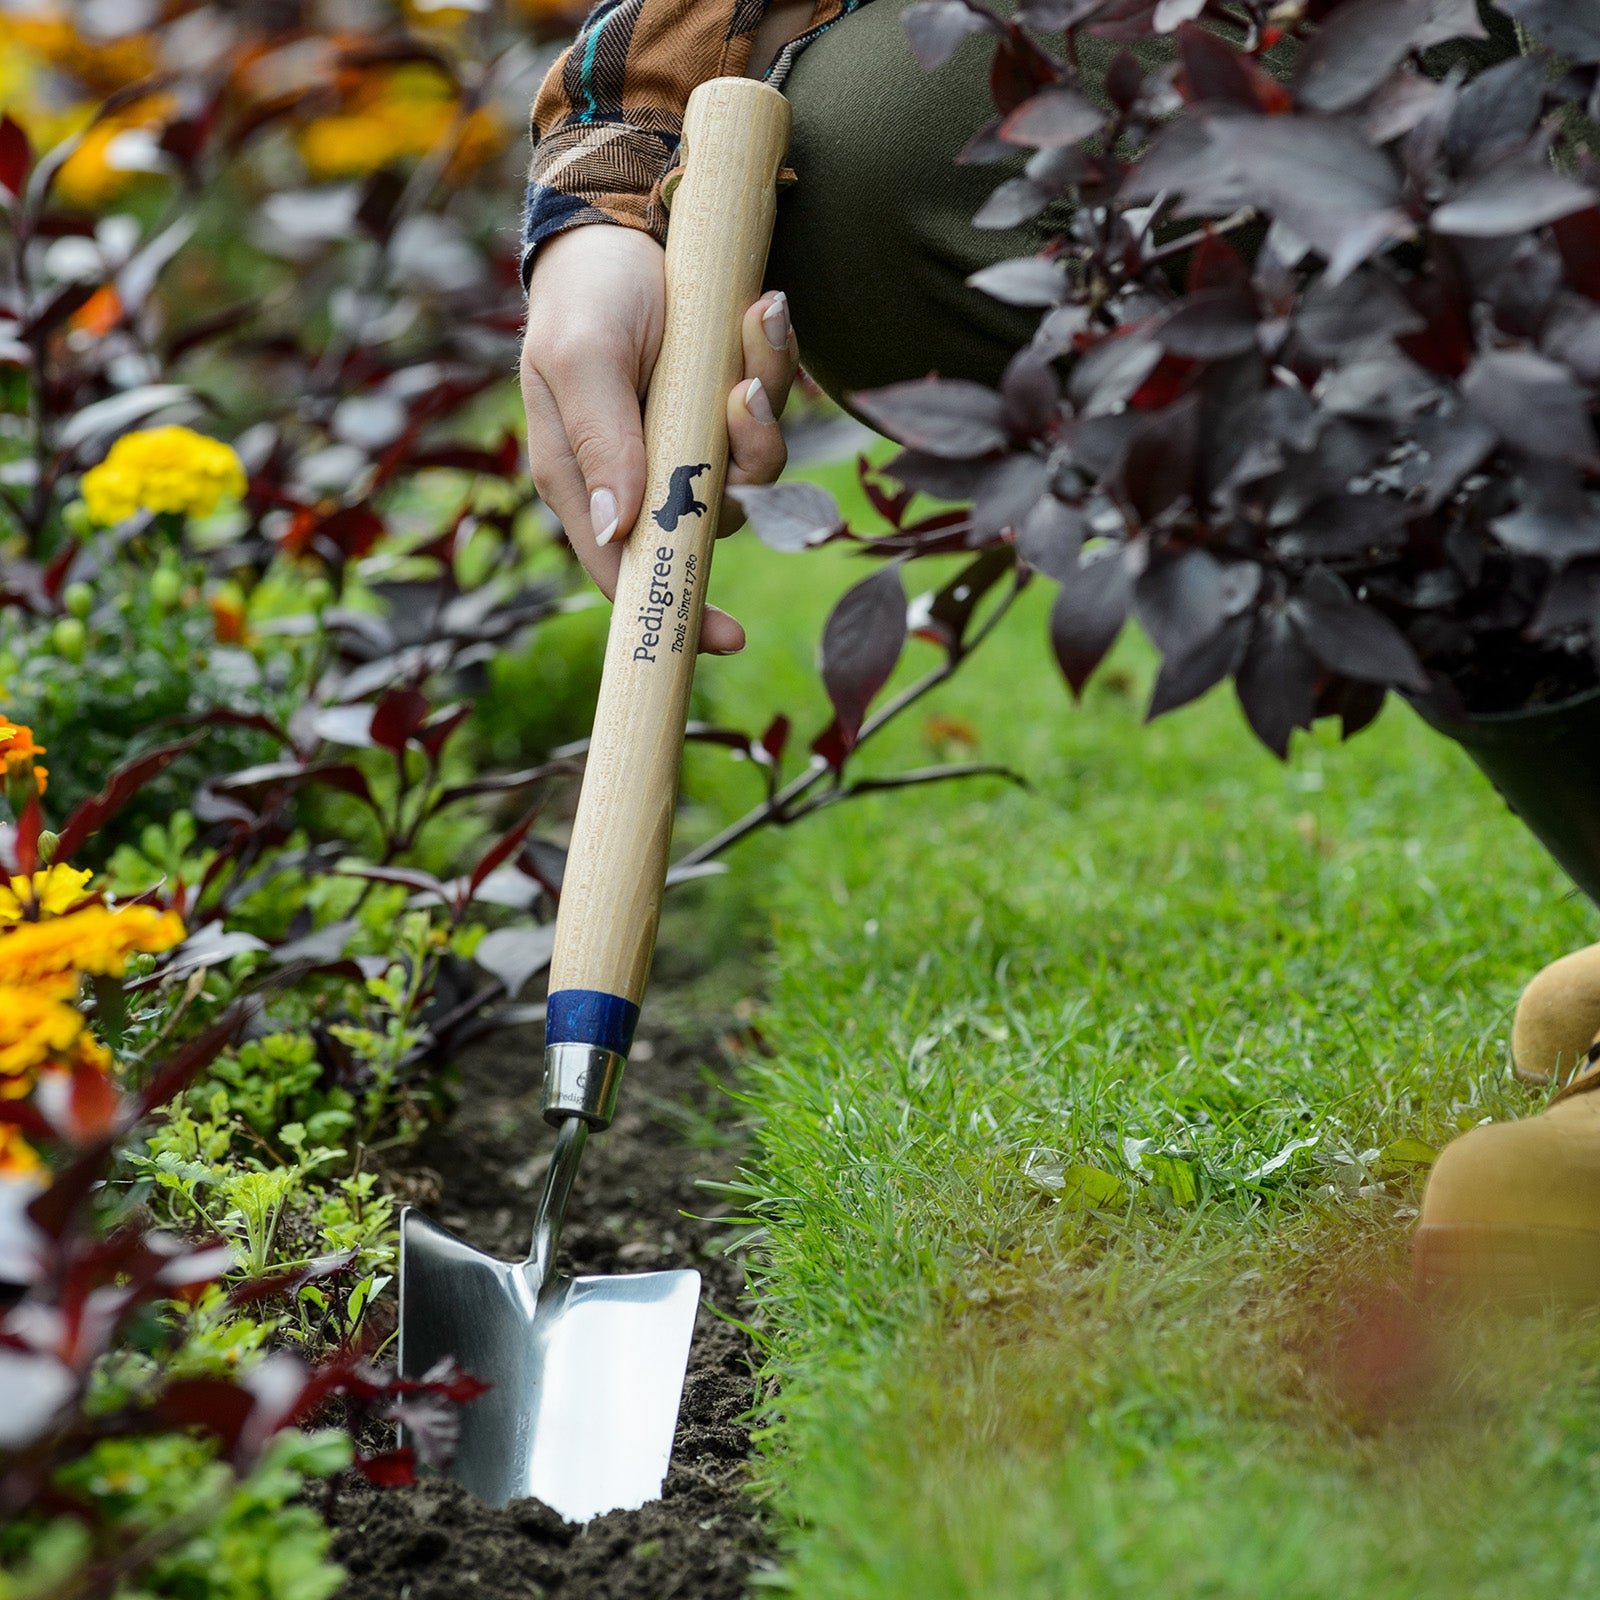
745,377 -> 776,426
590,487 -> 619,546
708,641 -> 745,656
762,292 -> 790,351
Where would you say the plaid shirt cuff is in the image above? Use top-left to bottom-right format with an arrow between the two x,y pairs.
521,120 -> 680,285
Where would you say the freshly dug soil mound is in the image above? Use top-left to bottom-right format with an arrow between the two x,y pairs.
327,1021 -> 772,1599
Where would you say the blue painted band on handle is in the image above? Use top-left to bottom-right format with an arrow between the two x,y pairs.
544,989 -> 639,1057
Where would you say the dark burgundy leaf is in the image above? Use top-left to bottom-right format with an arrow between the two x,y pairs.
56,738 -> 205,862
15,795 -> 40,879
1410,0 -> 1488,49
971,452 -> 1049,535
1158,289 -> 1260,359
1068,331 -> 1164,416
1553,209 -> 1600,300
153,1380 -> 257,1455
1176,22 -> 1289,112
1286,580 -> 1430,692
1234,609 -> 1320,759
1432,158 -> 1595,237
339,865 -> 448,899
1186,233 -> 1252,295
1202,116 -> 1407,281
0,115 -> 30,199
974,176 -> 1054,228
1274,494 -> 1413,561
1295,269 -> 1423,357
1015,495 -> 1085,583
819,565 -> 908,748
227,1252 -> 359,1311
811,717 -> 853,774
370,687 -> 429,754
213,761 -> 376,808
161,926 -> 270,978
917,548 -> 1016,656
883,450 -> 988,503
473,923 -> 555,999
1530,559 -> 1600,636
1018,0 -> 1107,23
904,0 -> 998,69
1317,676 -> 1389,740
1361,69 -> 1445,145
726,481 -> 844,551
356,1447 -> 418,1488
990,34 -> 1058,116
468,807 -> 544,904
760,714 -> 791,767
1408,409 -> 1498,511
155,708 -> 291,746
1292,0 -> 1429,114
852,379 -> 1009,458
1461,348 -> 1600,466
1106,48 -> 1144,112
1146,611 -> 1253,719
1136,550 -> 1260,659
289,504 -> 385,562
1000,348 -> 1061,439
1114,395 -> 1201,521
418,705 -> 473,763
1490,492 -> 1600,564
1444,55 -> 1547,172
999,87 -> 1105,148
966,256 -> 1066,307
957,118 -> 1014,163
1049,548 -> 1132,699
1498,0 -> 1600,62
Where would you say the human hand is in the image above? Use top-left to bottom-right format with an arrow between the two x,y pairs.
520,224 -> 799,655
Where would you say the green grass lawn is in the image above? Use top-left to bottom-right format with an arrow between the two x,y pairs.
670,452 -> 1600,1598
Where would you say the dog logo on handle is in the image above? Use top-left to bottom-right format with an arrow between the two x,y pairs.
652,462 -> 712,533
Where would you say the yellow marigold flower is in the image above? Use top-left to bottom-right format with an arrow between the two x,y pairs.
81,427 -> 246,527
0,905 -> 185,988
298,111 -> 409,181
0,975 -> 83,1092
297,63 -> 504,181
0,12 -> 157,99
0,1121 -> 43,1179
0,865 -> 94,925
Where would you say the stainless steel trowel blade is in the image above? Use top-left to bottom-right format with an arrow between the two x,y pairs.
398,1206 -> 701,1520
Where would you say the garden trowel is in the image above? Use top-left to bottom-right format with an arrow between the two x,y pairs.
397,76 -> 792,1520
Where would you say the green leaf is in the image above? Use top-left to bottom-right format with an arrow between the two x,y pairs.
1145,1153 -> 1200,1207
1058,1165 -> 1127,1210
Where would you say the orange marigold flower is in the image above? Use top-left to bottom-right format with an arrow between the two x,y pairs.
0,1121 -> 43,1179
0,719 -> 45,768
0,905 -> 185,989
209,584 -> 248,645
0,865 -> 94,925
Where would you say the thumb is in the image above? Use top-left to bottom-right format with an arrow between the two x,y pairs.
559,355 -> 648,548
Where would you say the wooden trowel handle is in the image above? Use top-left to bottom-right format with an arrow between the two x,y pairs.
542,77 -> 791,1117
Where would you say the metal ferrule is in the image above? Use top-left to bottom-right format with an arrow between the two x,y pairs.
542,1042 -> 626,1129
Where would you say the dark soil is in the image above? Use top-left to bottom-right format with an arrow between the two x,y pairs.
326,1020 -> 773,1599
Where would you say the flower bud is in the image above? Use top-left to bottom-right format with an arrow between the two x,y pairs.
51,617 -> 86,663
63,582 -> 93,620
150,566 -> 184,610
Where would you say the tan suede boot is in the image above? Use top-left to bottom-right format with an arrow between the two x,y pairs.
1415,1051 -> 1600,1300
1511,941 -> 1600,1085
